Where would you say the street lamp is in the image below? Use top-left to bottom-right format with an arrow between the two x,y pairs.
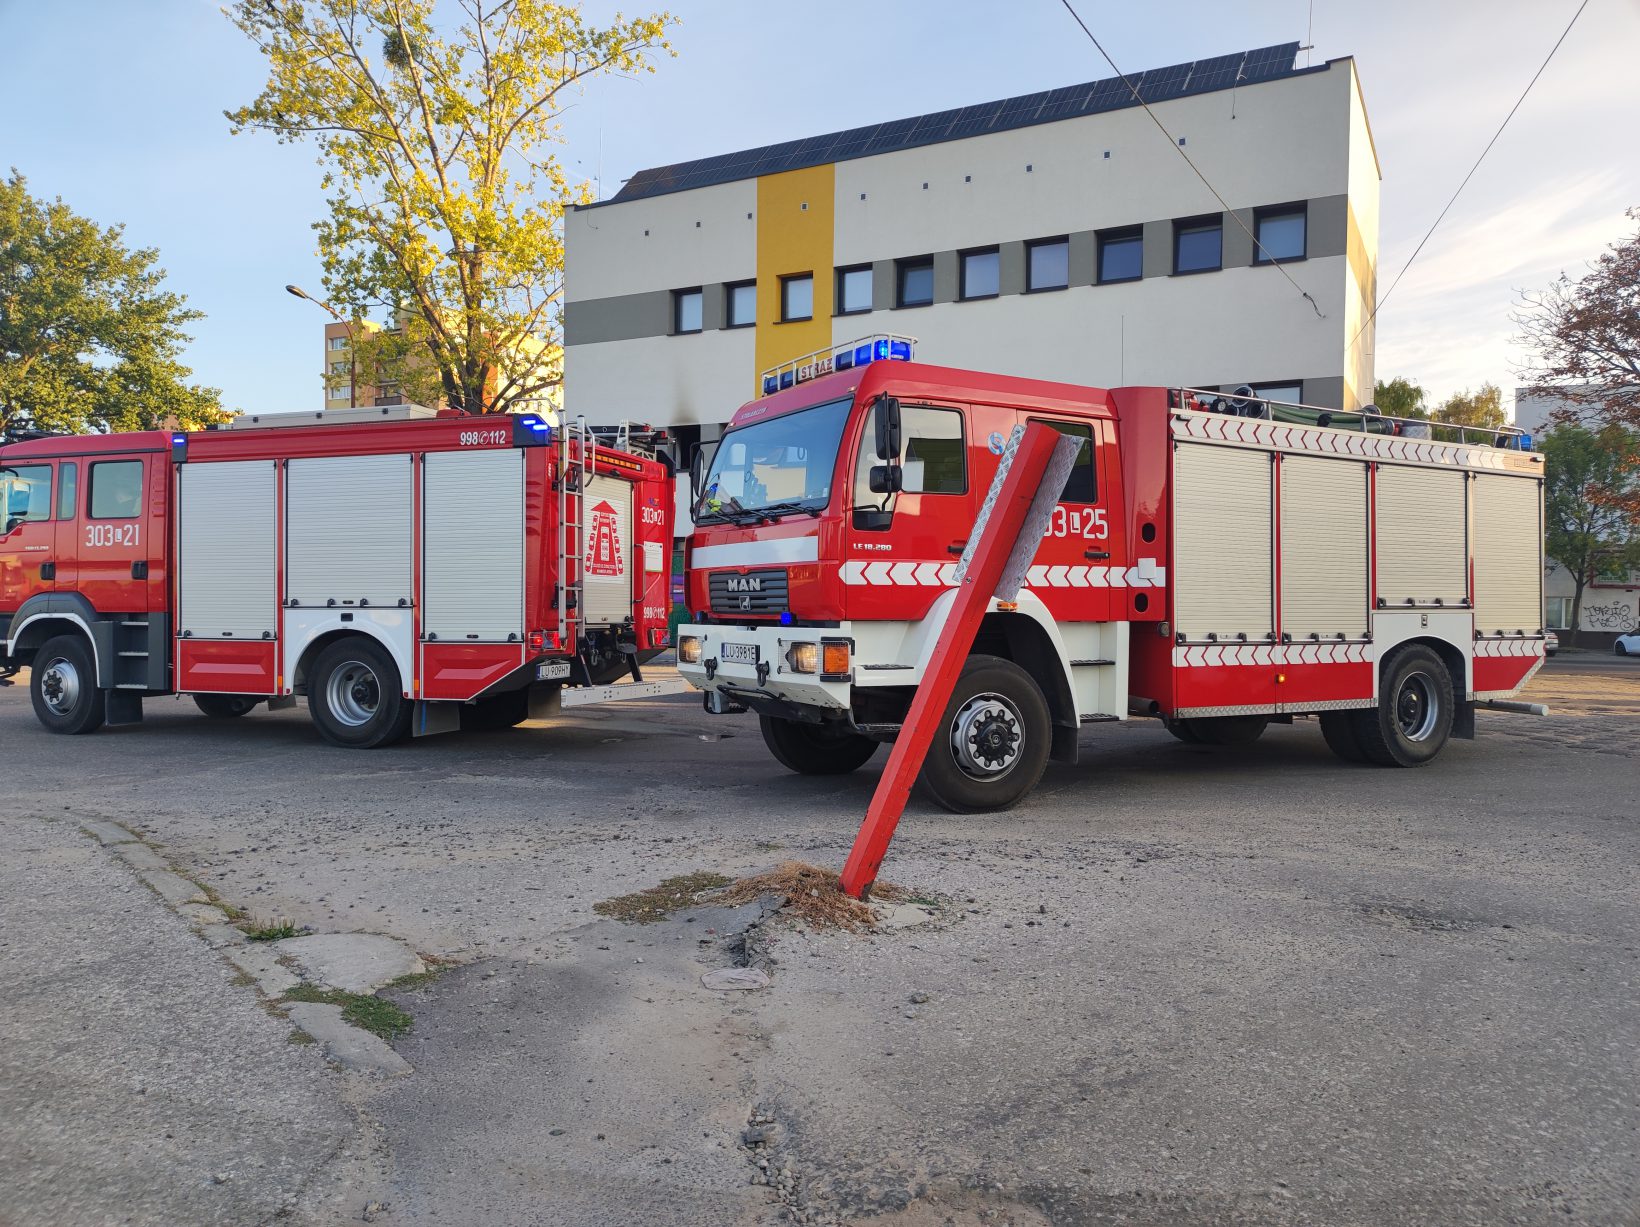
286,283 -> 355,409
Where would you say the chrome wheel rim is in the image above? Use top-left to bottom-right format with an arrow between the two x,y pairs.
326,660 -> 381,728
950,692 -> 1024,780
1396,672 -> 1439,742
39,656 -> 81,717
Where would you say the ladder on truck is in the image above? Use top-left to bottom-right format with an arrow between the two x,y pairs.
556,415 -> 596,644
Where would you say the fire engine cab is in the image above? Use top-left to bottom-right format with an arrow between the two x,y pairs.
676,337 -> 1546,813
0,405 -> 674,746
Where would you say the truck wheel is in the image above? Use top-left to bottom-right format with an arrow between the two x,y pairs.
1318,711 -> 1368,763
1176,715 -> 1268,746
194,694 -> 260,719
462,689 -> 531,732
759,715 -> 879,775
1352,645 -> 1453,767
30,635 -> 105,736
308,638 -> 412,749
915,655 -> 1051,814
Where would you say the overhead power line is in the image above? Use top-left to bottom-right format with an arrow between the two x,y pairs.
1349,0 -> 1590,349
1055,0 -> 1324,319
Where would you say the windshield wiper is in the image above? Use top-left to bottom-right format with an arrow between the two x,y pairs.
696,495 -> 762,526
751,500 -> 823,521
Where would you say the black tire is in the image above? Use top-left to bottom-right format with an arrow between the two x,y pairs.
914,654 -> 1051,814
1162,717 -> 1202,744
1318,710 -> 1369,763
1351,645 -> 1454,767
1617,642 -> 1629,656
1182,715 -> 1269,746
307,637 -> 412,749
462,689 -> 531,732
194,694 -> 260,719
759,715 -> 879,775
29,634 -> 105,736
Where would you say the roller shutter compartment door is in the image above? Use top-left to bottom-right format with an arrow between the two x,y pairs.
178,461 -> 278,638
286,453 -> 413,608
1280,456 -> 1368,640
1472,474 -> 1542,635
422,449 -> 524,642
1376,465 -> 1467,607
581,475 -> 635,626
1172,443 -> 1273,642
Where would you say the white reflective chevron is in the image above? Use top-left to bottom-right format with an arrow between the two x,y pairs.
844,559 -> 1168,588
1170,411 -> 1534,473
1473,637 -> 1546,658
1171,641 -> 1373,667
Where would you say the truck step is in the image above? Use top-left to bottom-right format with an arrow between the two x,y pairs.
858,664 -> 914,671
1079,713 -> 1121,723
1070,658 -> 1115,666
117,651 -> 148,658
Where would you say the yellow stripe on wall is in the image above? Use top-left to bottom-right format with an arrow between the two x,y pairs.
754,163 -> 835,394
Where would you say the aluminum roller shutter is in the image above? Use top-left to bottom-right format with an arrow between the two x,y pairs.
1172,443 -> 1272,641
178,460 -> 277,639
1473,474 -> 1542,635
581,475 -> 635,626
422,449 -> 523,642
1280,456 -> 1368,640
286,453 -> 412,607
1376,465 -> 1467,607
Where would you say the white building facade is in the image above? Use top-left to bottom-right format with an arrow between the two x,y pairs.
565,43 -> 1379,482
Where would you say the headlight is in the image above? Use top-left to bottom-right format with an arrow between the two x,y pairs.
678,635 -> 702,664
786,642 -> 819,674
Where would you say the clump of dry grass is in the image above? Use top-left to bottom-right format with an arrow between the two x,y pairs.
712,861 -> 904,932
594,871 -> 733,924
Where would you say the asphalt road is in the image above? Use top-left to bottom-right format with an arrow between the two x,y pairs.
0,658 -> 1635,1226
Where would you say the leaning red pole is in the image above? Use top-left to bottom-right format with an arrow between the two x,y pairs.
839,422 -> 1072,899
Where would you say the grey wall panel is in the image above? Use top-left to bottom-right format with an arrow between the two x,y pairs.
1223,208 -> 1255,269
1376,465 -> 1467,607
871,260 -> 895,312
1280,456 -> 1368,639
998,240 -> 1026,296
178,461 -> 278,639
1306,193 -> 1348,259
1473,474 -> 1543,635
1067,230 -> 1097,287
1172,443 -> 1273,640
422,449 -> 524,642
932,250 -> 959,304
564,290 -> 672,346
286,454 -> 413,608
702,282 -> 726,331
581,475 -> 634,625
1141,219 -> 1172,279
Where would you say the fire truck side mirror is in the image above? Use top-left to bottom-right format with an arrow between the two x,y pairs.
688,442 -> 716,516
874,396 -> 902,462
868,464 -> 903,496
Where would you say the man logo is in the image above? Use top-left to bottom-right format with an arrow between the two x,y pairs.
725,576 -> 763,593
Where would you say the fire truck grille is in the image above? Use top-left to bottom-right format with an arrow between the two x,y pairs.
708,569 -> 789,615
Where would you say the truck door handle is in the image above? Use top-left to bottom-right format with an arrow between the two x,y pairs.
947,540 -> 968,555
40,562 -> 55,580
1085,549 -> 1111,560
131,561 -> 148,579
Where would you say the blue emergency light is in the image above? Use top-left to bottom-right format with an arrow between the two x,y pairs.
510,414 -> 554,447
763,375 -> 780,395
170,433 -> 188,464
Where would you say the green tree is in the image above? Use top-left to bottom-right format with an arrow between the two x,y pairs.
226,0 -> 675,416
1435,382 -> 1507,430
1539,423 -> 1640,644
1373,376 -> 1428,420
0,171 -> 227,439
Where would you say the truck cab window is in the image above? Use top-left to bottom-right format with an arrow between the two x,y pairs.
854,404 -> 967,501
89,460 -> 143,519
56,462 -> 78,520
1,465 -> 52,534
1028,419 -> 1096,502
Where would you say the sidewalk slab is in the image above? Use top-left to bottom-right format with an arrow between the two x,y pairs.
284,1003 -> 412,1077
140,869 -> 207,907
79,819 -> 136,845
274,934 -> 424,994
227,946 -> 302,998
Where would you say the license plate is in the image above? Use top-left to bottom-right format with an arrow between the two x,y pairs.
536,661 -> 572,681
719,642 -> 759,665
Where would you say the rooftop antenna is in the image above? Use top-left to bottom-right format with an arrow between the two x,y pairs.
1304,0 -> 1315,66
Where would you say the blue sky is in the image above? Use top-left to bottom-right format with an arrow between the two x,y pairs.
2,0 -> 1635,416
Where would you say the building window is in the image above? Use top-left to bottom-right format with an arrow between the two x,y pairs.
854,404 -> 967,498
960,248 -> 1000,300
330,360 -> 351,375
88,460 -> 143,520
1255,204 -> 1307,263
673,287 -> 703,334
780,273 -> 813,322
726,280 -> 756,328
896,257 -> 934,308
1545,597 -> 1572,630
1026,237 -> 1069,291
328,336 -> 349,350
1251,382 -> 1303,405
836,265 -> 873,315
2,464 -> 52,531
1097,227 -> 1143,284
1174,216 -> 1222,274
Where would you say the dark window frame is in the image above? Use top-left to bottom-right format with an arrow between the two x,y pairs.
56,461 -> 78,520
779,273 -> 814,323
1096,226 -> 1144,285
895,256 -> 935,309
1253,202 -> 1308,265
1250,381 -> 1304,406
1028,418 -> 1097,503
835,264 -> 873,316
1172,214 -> 1223,276
1025,236 -> 1071,293
88,459 -> 144,521
672,286 -> 704,335
724,279 -> 757,329
959,246 -> 1001,301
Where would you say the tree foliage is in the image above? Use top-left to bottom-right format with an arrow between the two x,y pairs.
226,0 -> 675,415
1434,382 -> 1506,431
1373,376 -> 1428,420
1516,209 -> 1640,429
0,171 -> 227,439
1539,423 -> 1640,641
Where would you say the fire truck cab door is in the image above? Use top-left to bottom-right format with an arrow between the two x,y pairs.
0,460 -> 58,611
1015,416 -> 1122,619
69,454 -> 160,614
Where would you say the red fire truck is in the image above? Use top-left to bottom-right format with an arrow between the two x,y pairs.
677,337 -> 1546,812
0,405 -> 674,746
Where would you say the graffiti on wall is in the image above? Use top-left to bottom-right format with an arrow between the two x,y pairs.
1583,596 -> 1638,631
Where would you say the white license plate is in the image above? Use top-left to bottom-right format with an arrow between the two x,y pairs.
719,642 -> 759,665
536,661 -> 572,681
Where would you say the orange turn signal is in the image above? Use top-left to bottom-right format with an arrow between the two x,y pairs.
821,641 -> 851,677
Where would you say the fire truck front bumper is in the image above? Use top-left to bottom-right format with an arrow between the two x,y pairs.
675,623 -> 853,717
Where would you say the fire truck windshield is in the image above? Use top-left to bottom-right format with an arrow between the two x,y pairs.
695,396 -> 851,524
